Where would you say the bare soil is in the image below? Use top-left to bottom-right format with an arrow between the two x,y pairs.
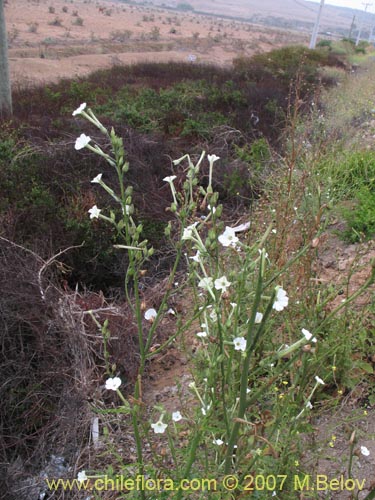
5,0 -> 307,86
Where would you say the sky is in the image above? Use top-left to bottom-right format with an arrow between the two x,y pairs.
309,0 -> 375,11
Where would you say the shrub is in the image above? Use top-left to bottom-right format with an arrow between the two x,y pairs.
72,16 -> 83,26
49,17 -> 63,27
341,186 -> 375,242
27,22 -> 39,33
176,2 -> 194,11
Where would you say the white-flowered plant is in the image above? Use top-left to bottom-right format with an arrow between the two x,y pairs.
273,287 -> 289,311
255,312 -> 263,324
88,205 -> 101,219
360,446 -> 370,456
212,438 -> 224,445
172,411 -> 182,422
151,419 -> 168,434
77,470 -> 88,483
72,104 -> 366,500
233,337 -> 247,352
218,226 -> 239,248
301,328 -> 317,343
144,308 -> 157,321
75,133 -> 91,150
214,275 -> 231,293
105,377 -> 121,391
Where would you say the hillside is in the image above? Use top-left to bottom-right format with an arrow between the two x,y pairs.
125,0 -> 375,36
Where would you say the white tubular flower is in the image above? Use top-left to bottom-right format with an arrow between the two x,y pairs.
360,446 -> 370,456
232,222 -> 251,233
151,420 -> 168,434
233,337 -> 247,352
91,173 -> 103,184
163,175 -> 177,183
302,328 -> 317,343
198,277 -> 213,291
196,331 -> 207,338
255,312 -> 263,324
218,227 -> 239,248
273,287 -> 289,311
212,438 -> 224,445
144,308 -> 157,321
315,376 -> 325,385
105,377 -> 121,391
75,133 -> 91,150
72,103 -> 87,116
207,154 -> 220,163
201,405 -> 211,416
306,401 -> 313,409
88,205 -> 101,219
214,275 -> 231,293
172,411 -> 182,422
77,470 -> 88,483
182,222 -> 198,241
190,250 -> 201,263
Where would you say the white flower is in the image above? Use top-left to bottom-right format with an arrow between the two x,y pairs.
91,173 -> 103,184
315,376 -> 325,385
172,411 -> 182,422
207,154 -> 220,163
209,310 -> 217,321
306,401 -> 313,409
213,438 -> 224,445
196,331 -> 207,338
273,287 -> 289,311
163,175 -> 177,183
360,446 -> 370,456
190,250 -> 201,263
198,277 -> 213,291
201,405 -> 211,416
302,328 -> 317,343
207,204 -> 216,214
233,337 -> 247,352
232,222 -> 251,233
105,377 -> 121,391
151,420 -> 168,434
182,222 -> 198,241
88,205 -> 101,219
255,312 -> 263,324
77,470 -> 88,483
72,103 -> 87,116
144,308 -> 157,321
218,227 -> 239,248
75,133 -> 91,150
214,275 -> 231,293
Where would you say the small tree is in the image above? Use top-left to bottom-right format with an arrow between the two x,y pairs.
0,0 -> 12,118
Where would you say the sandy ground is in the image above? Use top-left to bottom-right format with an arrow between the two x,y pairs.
4,0 -> 308,86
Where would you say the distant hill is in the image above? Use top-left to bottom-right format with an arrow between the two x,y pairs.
121,0 -> 375,38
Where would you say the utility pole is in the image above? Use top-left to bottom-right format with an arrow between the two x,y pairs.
368,24 -> 374,41
0,0 -> 12,118
309,0 -> 325,50
355,2 -> 373,46
348,15 -> 356,40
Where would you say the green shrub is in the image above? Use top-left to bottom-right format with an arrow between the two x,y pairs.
341,186 -> 375,242
318,150 -> 375,201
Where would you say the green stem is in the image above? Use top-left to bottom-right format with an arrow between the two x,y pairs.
224,252 -> 266,472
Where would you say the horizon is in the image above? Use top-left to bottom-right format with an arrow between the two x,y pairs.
309,0 -> 375,12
